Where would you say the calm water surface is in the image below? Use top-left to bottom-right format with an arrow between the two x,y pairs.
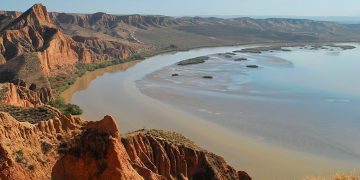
138,44 -> 360,161
63,44 -> 360,178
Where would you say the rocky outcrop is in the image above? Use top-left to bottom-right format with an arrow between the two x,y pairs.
0,104 -> 143,180
73,36 -> 136,60
0,110 -> 251,180
0,83 -> 45,107
0,4 -> 131,76
51,115 -> 144,180
0,11 -> 21,31
0,84 -> 251,180
0,4 -> 78,74
0,80 -> 53,105
0,108 -> 86,179
0,11 -> 21,19
122,130 -> 251,180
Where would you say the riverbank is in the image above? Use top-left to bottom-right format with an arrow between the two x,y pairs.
61,44 -> 360,179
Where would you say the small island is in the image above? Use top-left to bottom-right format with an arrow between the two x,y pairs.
236,46 -> 292,53
234,57 -> 248,61
177,56 -> 210,66
327,44 -> 356,50
202,75 -> 213,79
246,65 -> 259,68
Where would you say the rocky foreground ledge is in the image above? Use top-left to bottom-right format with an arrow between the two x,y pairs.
0,83 -> 251,180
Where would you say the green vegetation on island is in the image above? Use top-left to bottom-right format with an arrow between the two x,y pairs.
326,44 -> 356,50
234,57 -> 248,61
202,75 -> 213,79
177,56 -> 209,66
246,65 -> 259,68
237,46 -> 292,53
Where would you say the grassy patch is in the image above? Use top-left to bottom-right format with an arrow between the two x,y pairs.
164,44 -> 178,50
0,104 -> 55,124
48,98 -> 83,115
76,59 -> 124,72
178,56 -> 209,66
49,76 -> 76,96
126,129 -> 200,150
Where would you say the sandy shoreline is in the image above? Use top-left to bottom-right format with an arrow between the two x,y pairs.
62,45 -> 359,179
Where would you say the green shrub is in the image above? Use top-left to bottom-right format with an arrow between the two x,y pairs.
49,98 -> 83,115
129,53 -> 145,60
177,56 -> 209,66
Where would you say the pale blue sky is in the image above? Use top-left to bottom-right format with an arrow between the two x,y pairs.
1,0 -> 360,17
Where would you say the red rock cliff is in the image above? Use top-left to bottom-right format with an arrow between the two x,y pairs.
0,83 -> 251,180
0,4 -> 120,76
122,130 -> 251,180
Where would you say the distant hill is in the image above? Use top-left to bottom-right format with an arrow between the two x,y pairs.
194,15 -> 360,24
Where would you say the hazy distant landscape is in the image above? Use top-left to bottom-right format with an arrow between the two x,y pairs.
196,15 -> 360,24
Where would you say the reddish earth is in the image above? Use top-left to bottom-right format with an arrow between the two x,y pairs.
0,83 -> 251,179
0,4 -> 141,77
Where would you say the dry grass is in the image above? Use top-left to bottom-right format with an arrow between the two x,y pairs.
124,129 -> 200,150
0,104 -> 55,124
304,171 -> 359,180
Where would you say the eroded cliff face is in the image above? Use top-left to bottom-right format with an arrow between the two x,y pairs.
50,12 -> 177,30
122,130 -> 251,180
0,4 -> 104,75
72,36 -> 136,61
0,109 -> 84,179
0,81 -> 53,107
0,83 -> 42,108
0,83 -> 251,180
0,4 -> 140,77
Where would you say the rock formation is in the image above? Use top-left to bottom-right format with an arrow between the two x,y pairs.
122,129 -> 251,180
0,83 -> 43,108
50,12 -> 177,30
0,83 -> 251,180
0,4 -> 140,77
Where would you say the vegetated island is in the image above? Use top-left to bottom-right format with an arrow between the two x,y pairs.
326,44 -> 356,50
235,57 -> 248,61
235,46 -> 292,53
177,56 -> 210,65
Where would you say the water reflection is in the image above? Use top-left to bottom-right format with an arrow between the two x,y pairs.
61,60 -> 140,102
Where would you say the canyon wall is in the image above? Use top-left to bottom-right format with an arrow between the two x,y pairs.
0,4 -> 139,77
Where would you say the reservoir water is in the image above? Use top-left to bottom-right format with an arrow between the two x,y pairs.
62,44 -> 360,179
